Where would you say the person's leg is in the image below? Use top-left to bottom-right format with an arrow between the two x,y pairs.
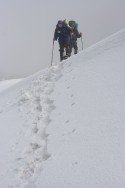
65,37 -> 71,59
59,43 -> 64,61
65,45 -> 71,58
74,41 -> 78,54
69,42 -> 73,56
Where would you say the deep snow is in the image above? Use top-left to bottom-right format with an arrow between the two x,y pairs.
0,28 -> 125,188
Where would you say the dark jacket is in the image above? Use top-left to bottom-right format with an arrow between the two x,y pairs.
54,24 -> 71,45
70,29 -> 81,42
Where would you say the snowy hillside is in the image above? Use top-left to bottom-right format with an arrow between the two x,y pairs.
0,28 -> 125,188
0,79 -> 22,93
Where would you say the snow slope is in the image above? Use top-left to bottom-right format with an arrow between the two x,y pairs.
0,28 -> 125,188
0,79 -> 22,93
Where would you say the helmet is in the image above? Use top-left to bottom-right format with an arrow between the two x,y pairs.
69,20 -> 76,28
57,20 -> 63,27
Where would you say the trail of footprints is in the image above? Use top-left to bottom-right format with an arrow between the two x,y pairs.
10,63 -> 77,187
12,65 -> 63,186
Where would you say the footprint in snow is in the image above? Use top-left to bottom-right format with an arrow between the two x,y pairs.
72,161 -> 78,166
69,69 -> 73,72
16,157 -> 23,161
71,102 -> 75,106
68,64 -> 71,67
62,129 -> 76,136
45,88 -> 54,95
30,143 -> 41,151
72,128 -> 76,133
67,86 -> 70,89
45,98 -> 54,104
65,120 -> 70,124
54,73 -> 63,81
32,126 -> 38,134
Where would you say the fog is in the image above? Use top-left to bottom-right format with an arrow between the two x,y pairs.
0,0 -> 125,79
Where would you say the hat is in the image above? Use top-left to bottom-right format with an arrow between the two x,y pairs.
57,20 -> 63,27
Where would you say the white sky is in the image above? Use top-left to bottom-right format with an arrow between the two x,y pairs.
0,0 -> 125,79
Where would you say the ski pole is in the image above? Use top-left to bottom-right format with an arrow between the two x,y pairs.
51,40 -> 54,66
81,36 -> 83,50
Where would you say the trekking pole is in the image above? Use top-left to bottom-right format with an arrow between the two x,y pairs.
51,40 -> 54,66
81,35 -> 83,50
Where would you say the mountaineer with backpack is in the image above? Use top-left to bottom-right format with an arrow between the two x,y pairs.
69,20 -> 82,54
53,20 -> 71,61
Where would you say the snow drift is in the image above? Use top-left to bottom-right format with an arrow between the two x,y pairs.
0,28 -> 125,188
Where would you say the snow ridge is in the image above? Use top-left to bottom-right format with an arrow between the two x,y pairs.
0,28 -> 125,188
11,64 -> 63,187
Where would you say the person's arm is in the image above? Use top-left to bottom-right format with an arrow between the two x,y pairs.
53,27 -> 58,41
76,30 -> 82,38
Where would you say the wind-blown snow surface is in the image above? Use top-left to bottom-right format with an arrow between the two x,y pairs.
0,79 -> 22,93
0,29 -> 125,188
